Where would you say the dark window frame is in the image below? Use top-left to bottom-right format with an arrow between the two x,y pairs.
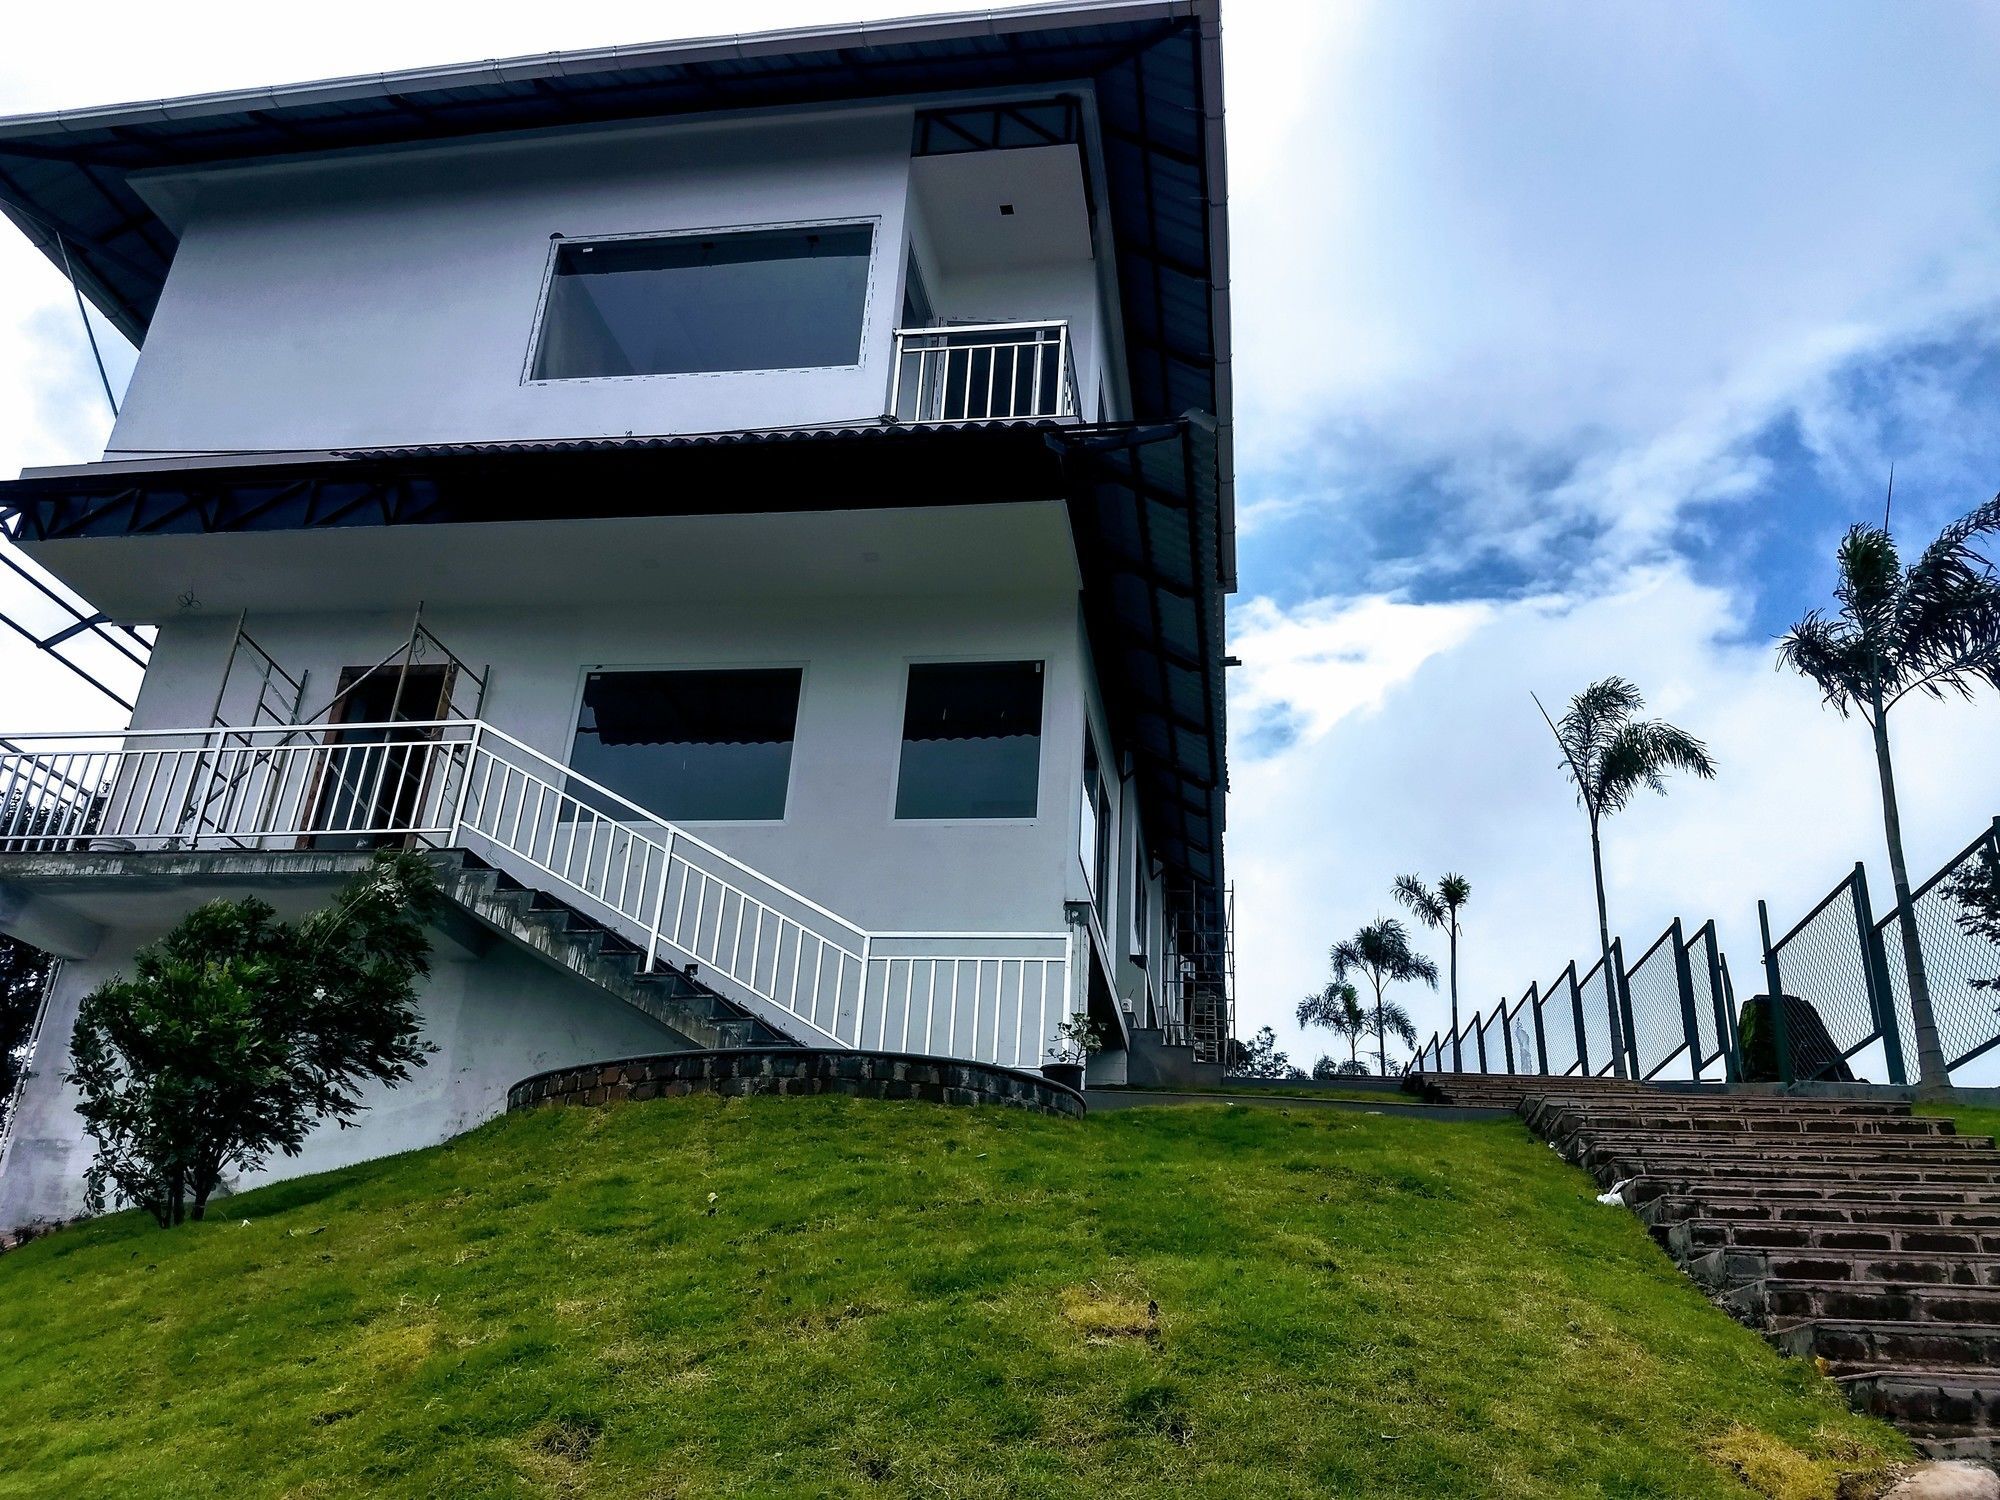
523,218 -> 880,385
565,663 -> 807,825
892,658 -> 1046,823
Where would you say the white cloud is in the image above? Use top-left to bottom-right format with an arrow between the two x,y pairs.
1229,565 -> 2000,1075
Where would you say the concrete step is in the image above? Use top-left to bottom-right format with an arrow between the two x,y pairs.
1640,1193 -> 2000,1228
1782,1318 -> 2000,1375
1838,1370 -> 2000,1462
1528,1104 -> 1936,1136
1724,1278 -> 2000,1329
1524,1095 -> 1919,1123
1566,1132 -> 1994,1163
1667,1217 -> 2000,1258
1685,1245 -> 2000,1290
1615,1163 -> 2000,1197
1572,1141 -> 2000,1181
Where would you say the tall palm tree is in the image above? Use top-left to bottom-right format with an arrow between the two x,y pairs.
1778,497 -> 2000,1099
1395,872 -> 1472,1070
1536,678 -> 1717,1078
1331,919 -> 1439,1076
1297,979 -> 1367,1072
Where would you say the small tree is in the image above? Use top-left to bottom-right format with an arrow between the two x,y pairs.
67,850 -> 442,1227
1779,497 -> 2000,1098
1394,873 -> 1471,1070
1536,678 -> 1716,1078
1297,979 -> 1369,1073
1331,919 -> 1438,1076
1951,843 -> 2000,996
1230,1026 -> 1305,1080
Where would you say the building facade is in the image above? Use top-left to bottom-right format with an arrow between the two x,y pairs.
0,1 -> 1233,1227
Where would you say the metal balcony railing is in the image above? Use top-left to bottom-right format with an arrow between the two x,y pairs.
0,721 -> 1077,1070
888,320 -> 1079,424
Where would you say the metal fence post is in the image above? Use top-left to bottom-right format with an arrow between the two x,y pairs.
1499,998 -> 1516,1074
1850,861 -> 1907,1087
1758,899 -> 1794,1085
1472,1009 -> 1487,1073
1669,918 -> 1702,1082
1528,981 -> 1549,1075
1707,928 -> 1740,1082
1568,963 -> 1590,1075
1613,937 -> 1641,1079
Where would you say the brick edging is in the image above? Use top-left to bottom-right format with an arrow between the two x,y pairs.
506,1048 -> 1086,1118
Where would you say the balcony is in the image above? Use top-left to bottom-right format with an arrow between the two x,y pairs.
888,321 -> 1079,425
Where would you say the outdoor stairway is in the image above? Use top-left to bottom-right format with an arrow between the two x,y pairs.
429,850 -> 795,1052
1408,1072 -> 2000,1463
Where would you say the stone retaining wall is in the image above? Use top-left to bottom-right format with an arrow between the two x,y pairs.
507,1048 -> 1085,1118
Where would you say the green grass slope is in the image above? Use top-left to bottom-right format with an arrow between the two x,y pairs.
0,1097 -> 1905,1499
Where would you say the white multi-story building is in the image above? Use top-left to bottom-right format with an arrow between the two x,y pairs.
0,1 -> 1233,1225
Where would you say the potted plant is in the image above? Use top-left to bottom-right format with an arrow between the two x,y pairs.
1041,1015 -> 1104,1093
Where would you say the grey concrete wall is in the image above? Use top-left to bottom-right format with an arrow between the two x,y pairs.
0,905 -> 682,1231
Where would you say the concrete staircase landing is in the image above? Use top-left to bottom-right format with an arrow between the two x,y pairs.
1410,1072 -> 2000,1465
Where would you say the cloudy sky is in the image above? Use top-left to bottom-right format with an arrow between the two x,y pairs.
3,1 -> 1998,1072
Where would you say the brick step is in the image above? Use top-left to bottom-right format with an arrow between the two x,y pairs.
1565,1132 -> 1993,1162
1524,1096 -> 1918,1122
1836,1371 -> 2000,1461
1724,1278 -> 2000,1328
1781,1319 -> 2000,1374
1615,1163 -> 2000,1195
1573,1143 -> 2000,1180
1638,1191 -> 2000,1226
1542,1116 -> 1946,1144
1533,1104 -> 1936,1133
1686,1245 -> 2000,1290
1667,1217 -> 2000,1258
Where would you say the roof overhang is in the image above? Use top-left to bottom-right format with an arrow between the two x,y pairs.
0,0 -> 1232,582
0,420 -> 1228,889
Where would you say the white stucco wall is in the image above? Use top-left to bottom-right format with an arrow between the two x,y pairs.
0,913 -> 682,1230
124,520 -> 1102,939
107,103 -> 1118,457
113,109 -> 921,454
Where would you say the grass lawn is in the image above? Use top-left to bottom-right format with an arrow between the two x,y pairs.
0,1096 -> 1907,1499
1916,1099 -> 2000,1144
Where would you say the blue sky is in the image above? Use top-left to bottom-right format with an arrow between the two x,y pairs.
1,0 -> 1998,1071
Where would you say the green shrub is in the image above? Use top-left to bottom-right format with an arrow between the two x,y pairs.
67,849 -> 442,1227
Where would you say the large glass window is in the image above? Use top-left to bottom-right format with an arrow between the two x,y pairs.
1081,734 -> 1112,924
569,668 -> 802,822
895,661 -> 1043,819
532,225 -> 874,380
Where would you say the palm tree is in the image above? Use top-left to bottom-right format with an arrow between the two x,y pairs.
1330,919 -> 1439,1076
1778,497 -> 2000,1099
1536,678 -> 1717,1078
1297,979 -> 1367,1072
1395,872 -> 1472,1070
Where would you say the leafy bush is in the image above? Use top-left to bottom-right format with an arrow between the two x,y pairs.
67,850 -> 442,1227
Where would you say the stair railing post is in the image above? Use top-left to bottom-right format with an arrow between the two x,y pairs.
1850,861 -> 1907,1087
1613,937 -> 1641,1079
1670,917 -> 1702,1082
446,722 -> 477,850
1471,1008 -> 1487,1073
1528,980 -> 1548,1075
1499,997 -> 1516,1075
645,829 -> 673,977
1758,899 -> 1794,1085
1567,962 -> 1589,1076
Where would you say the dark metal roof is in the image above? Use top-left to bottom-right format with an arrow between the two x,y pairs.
0,419 -> 1228,888
0,4 -> 1230,523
